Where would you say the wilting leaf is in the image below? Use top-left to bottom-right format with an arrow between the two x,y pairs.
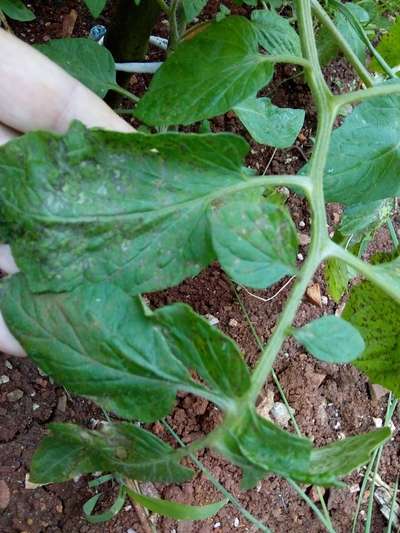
30,422 -> 192,484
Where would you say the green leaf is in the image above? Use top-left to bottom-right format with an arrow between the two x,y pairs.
84,486 -> 126,524
233,96 -> 305,148
126,489 -> 227,519
339,198 -> 395,242
36,38 -> 117,98
30,422 -> 193,484
322,91 -> 400,204
0,122 -> 258,295
293,316 -> 365,364
1,277 -> 250,421
83,0 -> 106,17
181,0 -> 207,22
0,0 -> 35,21
211,196 -> 298,289
251,9 -> 302,56
370,17 -> 400,73
324,257 -> 350,303
308,426 -> 391,485
215,408 -> 390,487
343,281 -> 400,396
134,16 -> 274,126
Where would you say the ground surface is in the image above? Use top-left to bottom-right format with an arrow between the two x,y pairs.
0,1 -> 399,532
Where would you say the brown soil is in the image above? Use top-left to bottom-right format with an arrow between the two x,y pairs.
1,2 -> 399,533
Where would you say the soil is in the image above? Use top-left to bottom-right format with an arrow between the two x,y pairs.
1,1 -> 399,533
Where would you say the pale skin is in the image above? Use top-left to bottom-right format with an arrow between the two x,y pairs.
0,28 -> 134,356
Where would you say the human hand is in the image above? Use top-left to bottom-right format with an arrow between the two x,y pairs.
0,28 -> 134,356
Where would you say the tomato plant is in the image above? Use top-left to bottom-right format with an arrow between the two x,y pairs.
1,0 -> 399,530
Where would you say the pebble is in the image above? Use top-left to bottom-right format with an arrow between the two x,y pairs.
373,417 -> 383,428
306,283 -> 322,307
234,517 -> 240,527
57,393 -> 67,413
5,360 -> 12,370
7,389 -> 23,402
0,480 -> 10,510
299,220 -> 306,228
298,233 -> 311,246
270,402 -> 295,428
228,318 -> 238,327
321,295 -> 328,305
213,523 -> 221,529
205,314 -> 219,327
32,403 -> 40,411
297,253 -> 304,261
0,375 -> 10,385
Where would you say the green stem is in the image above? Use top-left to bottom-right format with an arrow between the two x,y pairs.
162,420 -> 272,533
310,0 -> 373,87
250,0 -> 334,402
334,82 -> 400,108
156,0 -> 171,15
168,0 -> 180,51
387,219 -> 399,249
287,479 -> 336,533
261,54 -> 311,68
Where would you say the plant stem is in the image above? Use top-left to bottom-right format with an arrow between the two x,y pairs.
386,476 -> 399,533
287,479 -> 336,533
168,0 -> 180,51
162,420 -> 272,533
334,82 -> 400,108
155,0 -> 171,15
387,219 -> 399,249
310,0 -> 373,87
233,286 -> 334,531
249,0 -> 334,403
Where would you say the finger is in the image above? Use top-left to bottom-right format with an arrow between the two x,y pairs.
0,122 -> 18,146
0,311 -> 26,357
0,29 -> 133,134
0,245 -> 19,275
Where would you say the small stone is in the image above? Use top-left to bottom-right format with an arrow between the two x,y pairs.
299,220 -> 306,228
32,403 -> 40,411
234,517 -> 240,527
124,504 -> 132,511
270,402 -> 295,428
306,283 -> 322,307
370,383 -> 390,401
7,389 -> 23,402
298,233 -> 311,246
57,393 -> 67,413
0,375 -> 10,384
127,529 -> 137,533
213,523 -> 221,529
205,314 -> 219,327
0,480 -> 10,510
5,360 -> 12,370
373,417 -> 383,428
56,502 -> 63,513
349,484 -> 360,494
297,253 -> 304,261
228,318 -> 239,327
321,295 -> 328,305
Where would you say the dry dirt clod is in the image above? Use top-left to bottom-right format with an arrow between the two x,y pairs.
0,480 -> 10,510
61,9 -> 78,38
228,318 -> 239,327
7,389 -> 23,402
306,283 -> 322,307
298,233 -> 311,246
370,383 -> 390,401
0,375 -> 10,385
256,390 -> 274,420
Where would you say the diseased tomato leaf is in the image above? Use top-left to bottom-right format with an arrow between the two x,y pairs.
30,422 -> 192,484
0,276 -> 251,421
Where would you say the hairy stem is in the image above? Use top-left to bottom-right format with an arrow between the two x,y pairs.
334,82 -> 400,108
249,0 -> 333,402
310,0 -> 373,87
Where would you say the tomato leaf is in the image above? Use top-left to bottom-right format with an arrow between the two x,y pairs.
126,489 -> 227,519
321,91 -> 400,204
181,0 -> 207,22
83,0 -> 106,18
233,96 -> 305,148
30,422 -> 193,484
211,196 -> 298,289
0,0 -> 35,21
36,38 -> 117,98
0,122 -> 256,295
0,277 -> 250,421
293,316 -> 365,364
343,281 -> 400,397
134,16 -> 274,126
251,9 -> 302,56
215,408 -> 390,487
